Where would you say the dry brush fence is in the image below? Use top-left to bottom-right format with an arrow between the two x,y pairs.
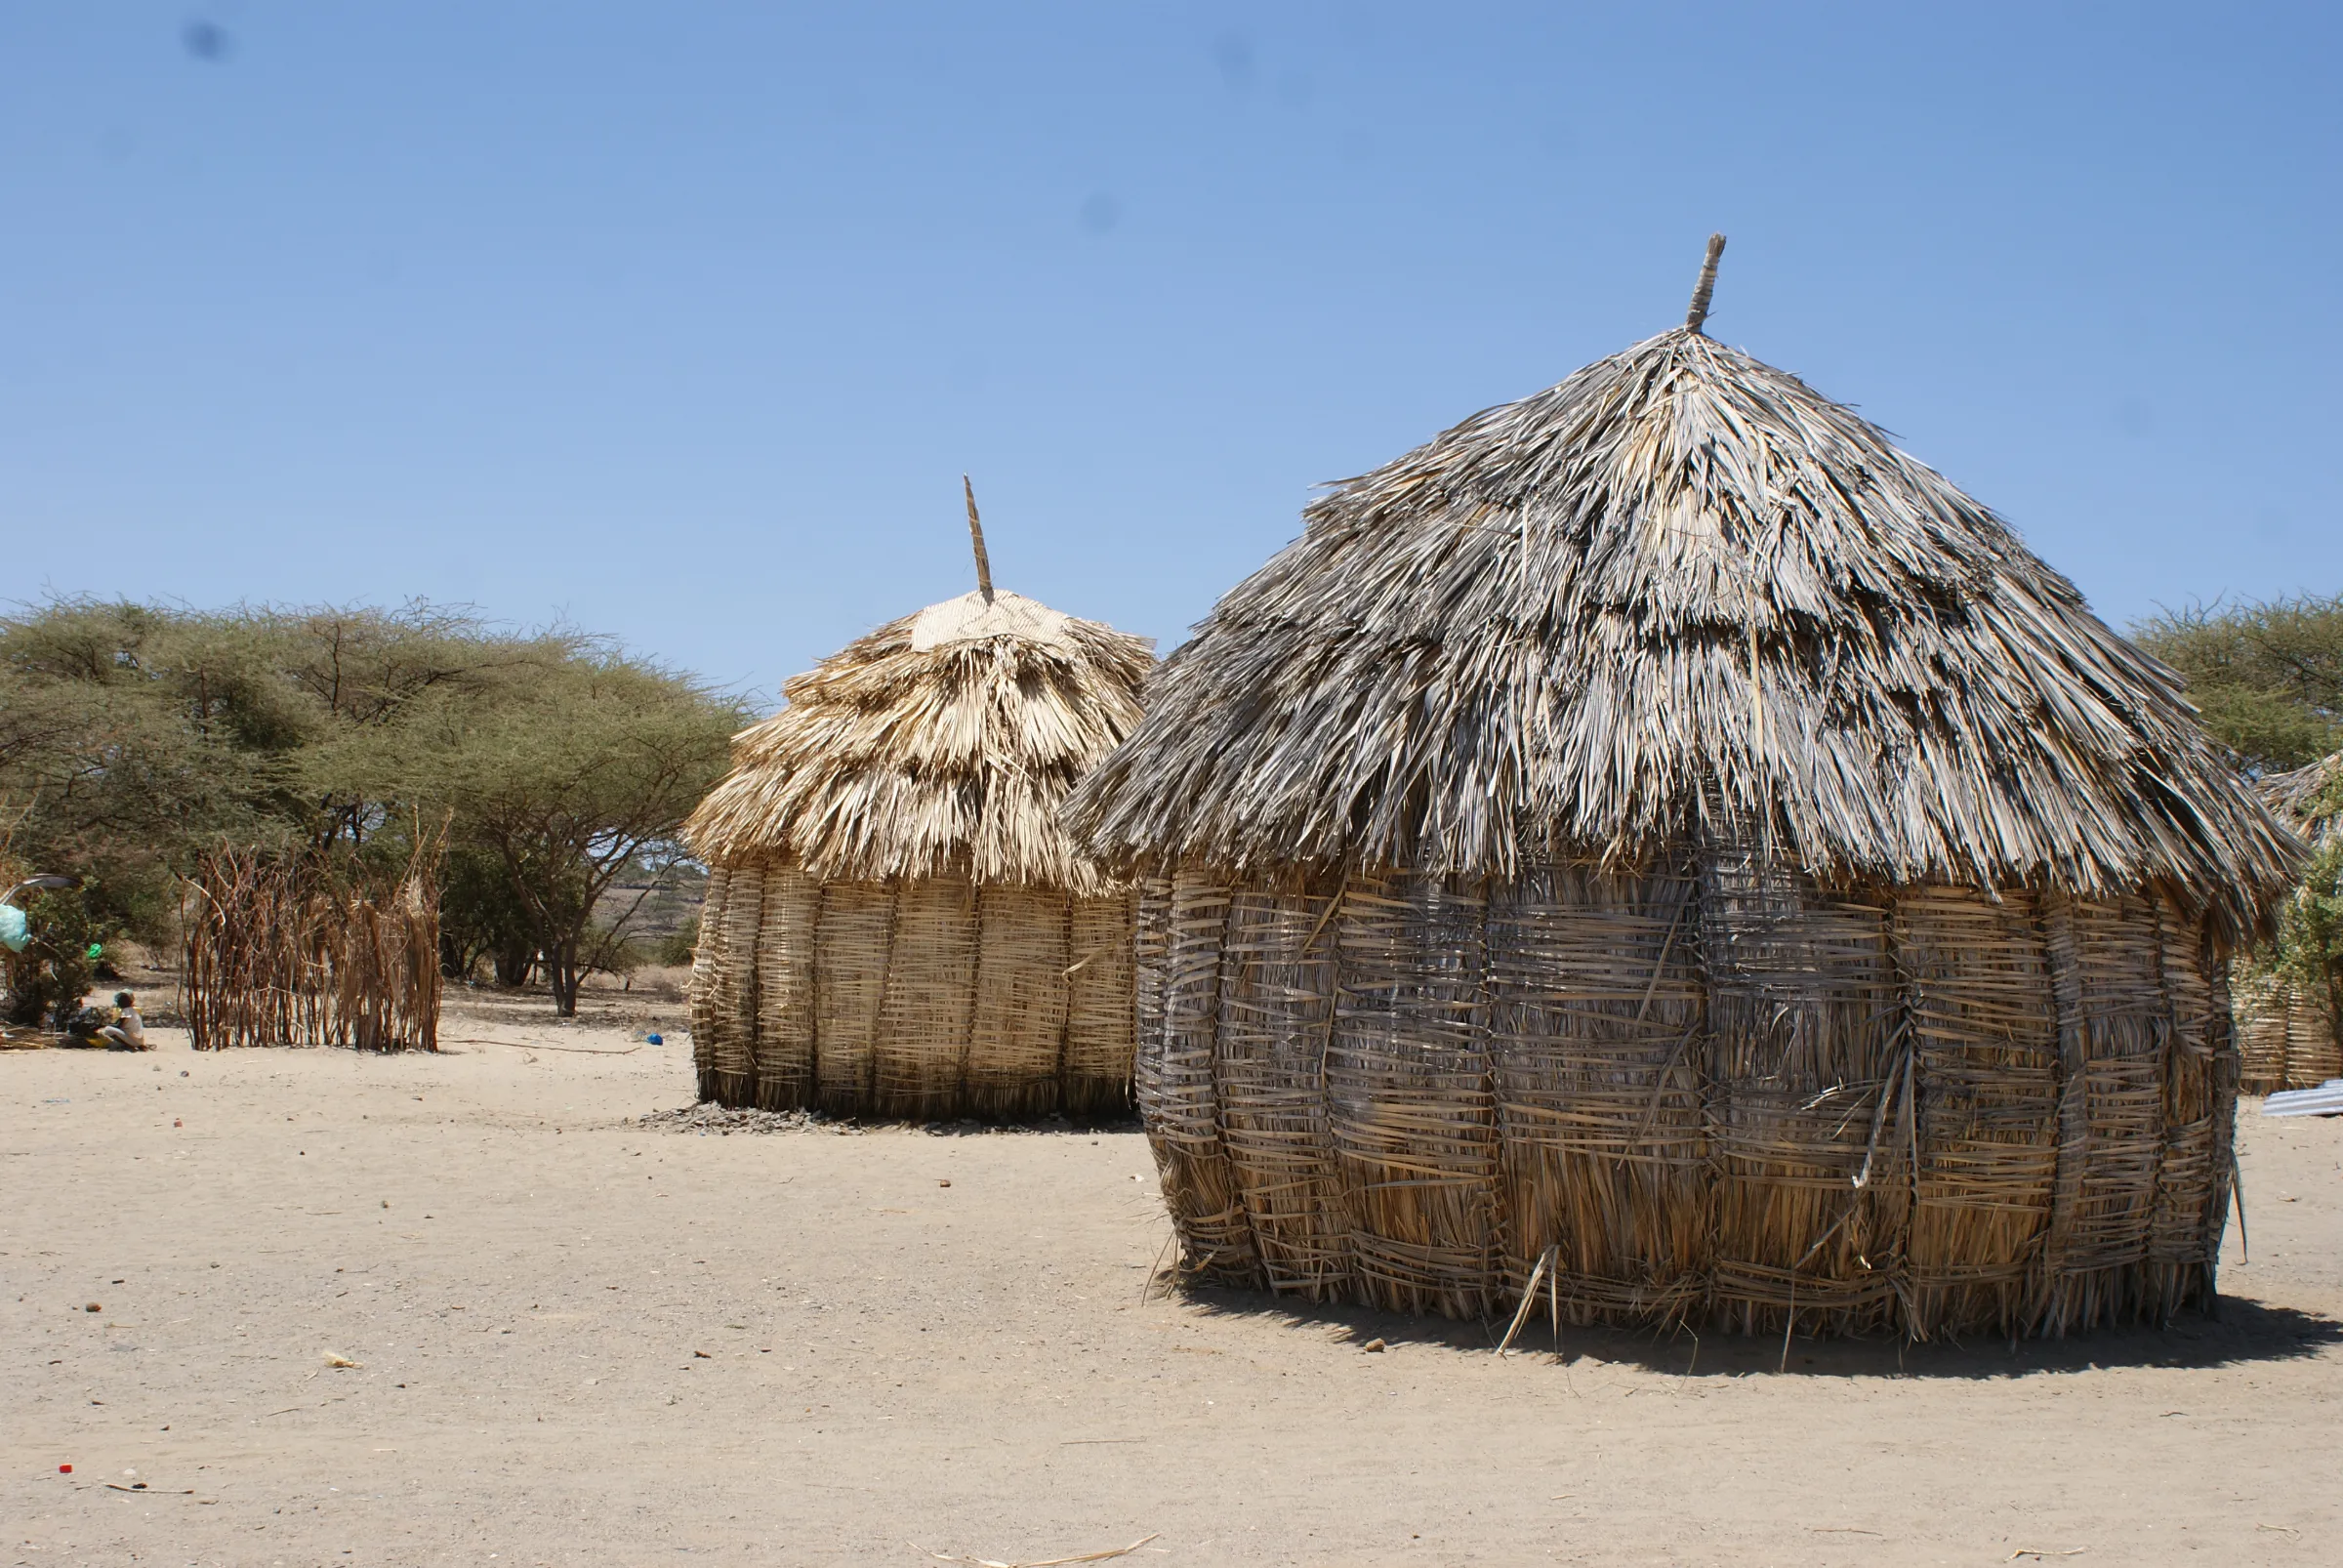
182,839 -> 443,1052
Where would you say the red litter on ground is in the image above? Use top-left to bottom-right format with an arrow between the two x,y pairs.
59,1465 -> 71,1473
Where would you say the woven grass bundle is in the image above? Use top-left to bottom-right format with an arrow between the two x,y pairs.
683,483 -> 1153,1118
1067,238 -> 2303,1339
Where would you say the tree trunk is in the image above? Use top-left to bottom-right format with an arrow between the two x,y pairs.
492,942 -> 535,988
548,937 -> 582,1017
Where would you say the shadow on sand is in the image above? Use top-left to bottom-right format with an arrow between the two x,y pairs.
1168,1279 -> 2343,1380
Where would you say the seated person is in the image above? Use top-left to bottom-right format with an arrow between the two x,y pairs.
97,992 -> 149,1051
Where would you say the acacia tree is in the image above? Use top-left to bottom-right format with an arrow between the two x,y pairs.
373,656 -> 741,1014
4,599 -> 739,1015
0,601 -> 297,933
2132,593 -> 2343,773
2279,829 -> 2343,1036
2136,593 -> 2343,1052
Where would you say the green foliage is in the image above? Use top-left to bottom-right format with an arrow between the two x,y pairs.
0,886 -> 119,1029
2139,594 -> 2343,1049
343,656 -> 739,1012
2275,838 -> 2343,987
653,916 -> 700,969
0,600 -> 561,933
2132,594 -> 2343,773
2267,768 -> 2343,1028
582,925 -> 650,978
437,843 -> 542,986
0,599 -> 744,1015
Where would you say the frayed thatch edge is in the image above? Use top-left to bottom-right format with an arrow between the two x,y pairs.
686,595 -> 1151,898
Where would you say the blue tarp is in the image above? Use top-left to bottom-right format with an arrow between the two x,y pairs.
0,903 -> 27,954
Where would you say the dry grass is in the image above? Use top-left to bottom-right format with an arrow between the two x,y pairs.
685,583 -> 1151,898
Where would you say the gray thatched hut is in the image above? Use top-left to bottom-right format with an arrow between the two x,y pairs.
685,485 -> 1153,1119
1066,238 -> 2302,1339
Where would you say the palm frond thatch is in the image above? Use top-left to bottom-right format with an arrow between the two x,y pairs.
685,590 -> 1153,897
1066,326 -> 2299,944
2260,750 -> 2343,849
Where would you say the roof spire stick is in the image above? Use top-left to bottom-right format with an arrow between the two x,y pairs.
1684,232 -> 1727,333
963,475 -> 995,603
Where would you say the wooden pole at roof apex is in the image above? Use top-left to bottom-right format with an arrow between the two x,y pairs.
964,475 -> 994,603
1684,232 -> 1727,334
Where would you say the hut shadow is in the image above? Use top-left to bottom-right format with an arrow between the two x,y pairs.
636,1103 -> 1143,1135
1172,1283 -> 2343,1380
918,1112 -> 1144,1137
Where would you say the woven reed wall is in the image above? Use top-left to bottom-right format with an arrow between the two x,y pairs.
1138,857 -> 2240,1340
2236,971 -> 2342,1093
689,860 -> 1137,1119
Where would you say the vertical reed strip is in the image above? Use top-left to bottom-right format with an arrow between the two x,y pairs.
1215,884 -> 1351,1300
2204,942 -> 2240,1287
2148,895 -> 2219,1318
2035,893 -> 2168,1333
1063,889 -> 1139,1118
1701,848 -> 1904,1337
1893,887 -> 2058,1339
752,863 -> 821,1110
1145,872 -> 1255,1285
1488,859 -> 1706,1327
1329,873 -> 1499,1319
687,864 -> 733,1102
966,884 -> 1071,1117
872,878 -> 978,1118
810,883 -> 893,1116
710,861 -> 765,1106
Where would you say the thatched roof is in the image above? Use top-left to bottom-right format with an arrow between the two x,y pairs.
2261,752 -> 2343,850
1066,239 -> 2300,941
685,485 -> 1153,895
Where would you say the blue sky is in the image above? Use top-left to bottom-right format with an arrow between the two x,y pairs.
4,4 -> 2337,707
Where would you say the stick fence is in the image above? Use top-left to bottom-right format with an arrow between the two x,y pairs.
181,836 -> 443,1052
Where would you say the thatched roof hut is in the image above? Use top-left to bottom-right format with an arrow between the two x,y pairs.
2261,752 -> 2342,851
1066,237 -> 2302,1339
2239,752 -> 2342,1093
685,483 -> 1153,1119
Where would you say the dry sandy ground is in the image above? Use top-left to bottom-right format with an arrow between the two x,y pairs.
4,1011 -> 2341,1568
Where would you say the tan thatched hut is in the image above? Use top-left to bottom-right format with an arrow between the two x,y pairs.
1066,238 -> 2302,1340
685,485 -> 1153,1120
2239,752 -> 2342,1092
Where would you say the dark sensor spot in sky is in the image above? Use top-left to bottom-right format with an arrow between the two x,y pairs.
1079,192 -> 1121,235
184,21 -> 231,62
1210,31 -> 1253,92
